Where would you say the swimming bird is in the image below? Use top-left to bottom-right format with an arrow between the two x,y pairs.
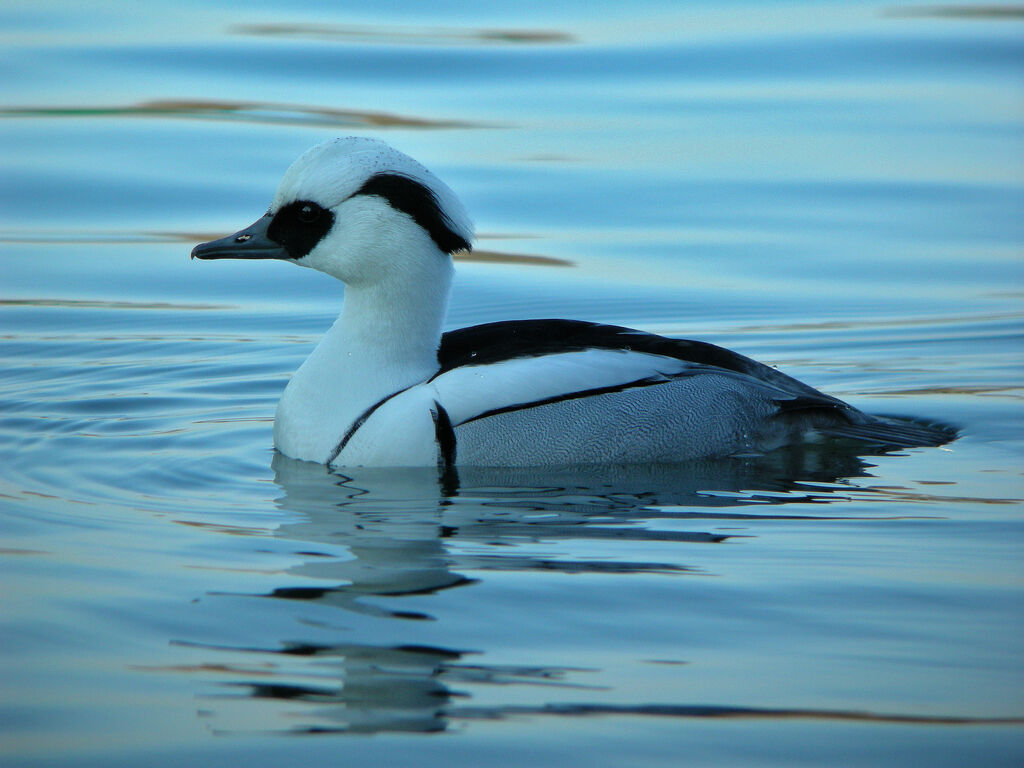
192,137 -> 954,469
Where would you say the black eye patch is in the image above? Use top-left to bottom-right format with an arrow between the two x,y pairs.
354,173 -> 471,255
267,200 -> 335,259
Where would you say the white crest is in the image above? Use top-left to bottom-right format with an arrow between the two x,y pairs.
270,136 -> 474,246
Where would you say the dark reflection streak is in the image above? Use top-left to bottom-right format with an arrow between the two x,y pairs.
441,524 -> 732,545
450,702 -> 1024,726
232,22 -> 576,46
460,250 -> 573,267
884,5 -> 1024,20
0,235 -> 573,268
0,298 -> 229,311
167,638 -> 612,737
222,682 -> 339,701
170,639 -> 470,658
0,101 -> 488,130
461,527 -> 731,543
173,639 -> 604,689
262,575 -> 478,600
454,559 -> 693,574
471,500 -> 849,520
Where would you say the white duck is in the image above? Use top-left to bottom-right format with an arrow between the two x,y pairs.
193,137 -> 953,470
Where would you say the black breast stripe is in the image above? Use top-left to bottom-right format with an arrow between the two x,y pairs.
431,401 -> 459,496
431,401 -> 457,468
326,385 -> 414,464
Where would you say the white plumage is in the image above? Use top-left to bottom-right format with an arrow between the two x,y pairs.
193,137 -> 954,470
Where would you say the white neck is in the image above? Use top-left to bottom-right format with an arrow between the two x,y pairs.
273,253 -> 453,463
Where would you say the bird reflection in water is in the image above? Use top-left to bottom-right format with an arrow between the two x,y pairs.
181,443 -> 916,735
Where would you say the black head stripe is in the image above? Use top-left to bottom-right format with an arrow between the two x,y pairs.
355,173 -> 471,255
267,200 -> 335,259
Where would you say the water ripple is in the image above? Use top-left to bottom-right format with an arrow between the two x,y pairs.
0,100 -> 488,129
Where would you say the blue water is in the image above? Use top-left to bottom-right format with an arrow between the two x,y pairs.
1,2 -> 1022,766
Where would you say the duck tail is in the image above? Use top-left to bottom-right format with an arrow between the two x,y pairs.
821,415 -> 958,449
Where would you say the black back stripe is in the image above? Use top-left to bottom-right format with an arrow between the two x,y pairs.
456,374 -> 670,427
437,319 -> 760,376
327,385 -> 414,464
354,173 -> 471,255
436,319 -> 845,408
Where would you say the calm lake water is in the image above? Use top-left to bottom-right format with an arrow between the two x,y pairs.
2,1 -> 1022,766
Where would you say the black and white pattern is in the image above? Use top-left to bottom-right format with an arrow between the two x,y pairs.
193,137 -> 956,470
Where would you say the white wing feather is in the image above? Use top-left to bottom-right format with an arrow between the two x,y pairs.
430,349 -> 691,426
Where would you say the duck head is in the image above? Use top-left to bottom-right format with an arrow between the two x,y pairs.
191,137 -> 473,285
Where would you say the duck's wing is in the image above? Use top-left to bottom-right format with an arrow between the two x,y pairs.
433,319 -> 849,427
435,320 -> 956,450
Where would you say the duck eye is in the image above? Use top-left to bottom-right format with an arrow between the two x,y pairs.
297,203 -> 321,223
266,200 -> 334,259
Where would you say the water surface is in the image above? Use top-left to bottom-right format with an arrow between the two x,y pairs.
1,2 -> 1022,766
